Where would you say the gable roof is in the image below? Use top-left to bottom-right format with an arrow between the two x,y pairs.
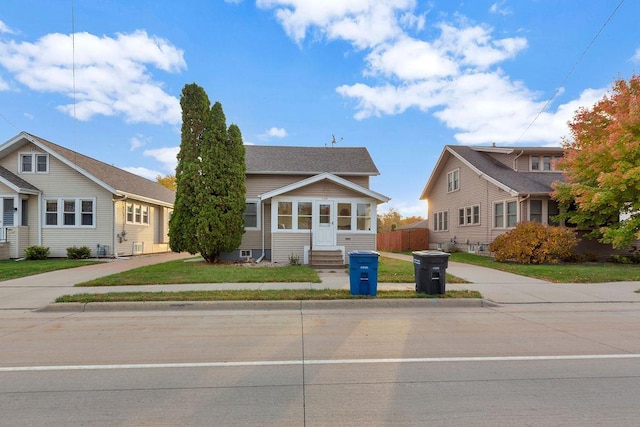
259,172 -> 390,203
421,145 -> 565,199
0,164 -> 40,194
245,145 -> 379,176
0,132 -> 175,206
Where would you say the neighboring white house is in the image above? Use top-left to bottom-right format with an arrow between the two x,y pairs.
0,132 -> 174,259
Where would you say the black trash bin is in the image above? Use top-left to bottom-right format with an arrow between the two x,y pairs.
413,250 -> 450,295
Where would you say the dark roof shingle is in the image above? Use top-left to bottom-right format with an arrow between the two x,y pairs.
27,134 -> 175,205
245,145 -> 379,175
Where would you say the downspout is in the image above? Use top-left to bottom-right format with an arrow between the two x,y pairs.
513,150 -> 525,171
113,194 -> 127,258
37,192 -> 42,246
255,198 -> 265,263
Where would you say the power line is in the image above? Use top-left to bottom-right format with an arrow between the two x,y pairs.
516,0 -> 626,143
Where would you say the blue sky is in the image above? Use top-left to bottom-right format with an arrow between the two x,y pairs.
0,1 -> 638,217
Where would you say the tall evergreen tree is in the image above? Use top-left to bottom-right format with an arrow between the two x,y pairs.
169,84 -> 246,262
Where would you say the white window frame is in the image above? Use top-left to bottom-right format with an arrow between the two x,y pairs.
447,169 -> 460,193
244,200 -> 260,230
434,210 -> 449,232
273,198 -> 376,233
458,205 -> 480,226
493,200 -> 517,229
126,202 -> 150,226
43,197 -> 95,228
531,155 -> 562,172
19,152 -> 49,174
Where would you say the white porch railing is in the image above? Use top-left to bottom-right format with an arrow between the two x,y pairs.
0,227 -> 6,243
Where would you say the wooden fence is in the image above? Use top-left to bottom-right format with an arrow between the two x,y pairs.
376,229 -> 429,252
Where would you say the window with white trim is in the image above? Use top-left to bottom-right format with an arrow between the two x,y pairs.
277,201 -> 293,229
434,211 -> 448,231
44,198 -> 95,227
494,200 -> 517,228
458,205 -> 480,226
244,201 -> 259,229
447,169 -> 459,192
126,202 -> 150,225
531,155 -> 562,171
529,200 -> 543,223
298,202 -> 312,230
356,203 -> 372,231
337,203 -> 351,230
20,153 -> 48,173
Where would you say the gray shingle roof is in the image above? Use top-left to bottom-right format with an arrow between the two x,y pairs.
448,145 -> 564,194
245,145 -> 379,175
0,164 -> 40,192
27,133 -> 175,205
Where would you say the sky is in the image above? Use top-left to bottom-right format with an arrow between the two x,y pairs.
0,0 -> 638,218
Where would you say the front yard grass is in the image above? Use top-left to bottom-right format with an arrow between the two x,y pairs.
76,255 -> 467,287
449,252 -> 640,283
56,289 -> 481,303
0,259 -> 102,281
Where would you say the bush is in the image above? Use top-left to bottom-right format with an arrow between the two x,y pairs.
489,222 -> 579,264
67,246 -> 92,259
288,253 -> 301,266
24,246 -> 50,260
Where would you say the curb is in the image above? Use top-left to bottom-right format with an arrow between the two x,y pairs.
36,298 -> 496,312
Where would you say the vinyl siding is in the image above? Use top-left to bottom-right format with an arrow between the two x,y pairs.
285,180 -> 368,198
272,233 -> 309,264
338,234 -> 376,255
246,174 -> 371,196
114,200 -> 171,256
427,154 -> 515,247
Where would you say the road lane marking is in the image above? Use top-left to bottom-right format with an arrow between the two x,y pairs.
2,354 -> 640,372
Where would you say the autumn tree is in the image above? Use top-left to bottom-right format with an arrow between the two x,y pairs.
169,83 -> 246,262
156,174 -> 176,190
553,75 -> 640,249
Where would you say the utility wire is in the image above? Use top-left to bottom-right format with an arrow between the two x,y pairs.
516,0 -> 626,143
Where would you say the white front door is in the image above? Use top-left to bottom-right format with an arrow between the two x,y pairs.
314,201 -> 336,246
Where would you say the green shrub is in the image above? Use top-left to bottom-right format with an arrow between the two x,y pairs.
66,246 -> 92,259
24,246 -> 50,260
288,253 -> 301,266
489,222 -> 579,264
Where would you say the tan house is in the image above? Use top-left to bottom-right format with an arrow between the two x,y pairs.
235,145 -> 390,265
420,145 -> 565,252
0,132 -> 174,259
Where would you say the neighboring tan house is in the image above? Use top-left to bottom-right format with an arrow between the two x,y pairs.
0,132 -> 174,259
420,145 -> 565,253
234,145 -> 390,266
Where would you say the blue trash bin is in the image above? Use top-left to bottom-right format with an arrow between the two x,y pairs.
348,251 -> 380,296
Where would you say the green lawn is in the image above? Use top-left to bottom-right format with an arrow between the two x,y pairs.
75,255 -> 465,287
0,259 -> 102,281
56,289 -> 481,303
448,252 -> 640,283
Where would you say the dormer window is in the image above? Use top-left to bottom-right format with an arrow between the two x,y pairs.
20,153 -> 48,173
530,155 -> 559,172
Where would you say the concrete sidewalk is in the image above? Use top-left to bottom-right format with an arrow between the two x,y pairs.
2,251 -> 640,311
380,252 -> 640,305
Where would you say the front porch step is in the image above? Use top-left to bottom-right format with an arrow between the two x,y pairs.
308,249 -> 344,268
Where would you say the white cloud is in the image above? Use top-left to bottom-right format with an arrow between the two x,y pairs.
489,1 -> 512,16
259,126 -> 288,139
130,134 -> 149,151
0,30 -> 185,124
632,48 -> 640,63
257,0 -> 419,48
143,146 -> 179,172
0,20 -> 15,34
122,166 -> 163,181
261,1 -> 604,145
0,77 -> 8,91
